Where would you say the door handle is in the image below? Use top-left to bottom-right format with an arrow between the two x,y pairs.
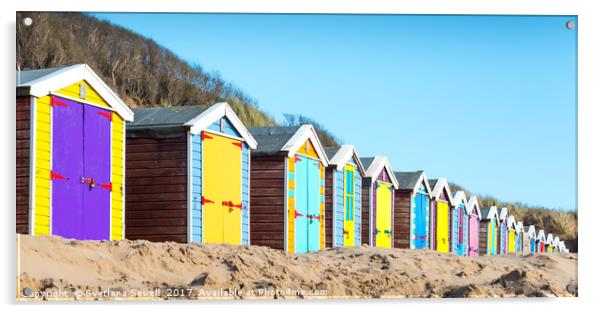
81,177 -> 96,189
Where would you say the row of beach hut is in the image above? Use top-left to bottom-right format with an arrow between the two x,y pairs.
15,64 -> 569,254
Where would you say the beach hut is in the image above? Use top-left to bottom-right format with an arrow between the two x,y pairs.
323,145 -> 366,248
553,236 -> 560,253
451,191 -> 469,256
125,103 -> 257,244
478,206 -> 499,255
546,233 -> 555,252
360,157 -> 399,248
248,125 -> 328,253
466,196 -> 482,256
525,225 -> 537,253
515,221 -> 524,253
428,178 -> 454,253
497,207 -> 509,255
507,215 -> 517,254
392,171 -> 432,249
16,64 -> 134,240
559,241 -> 568,253
536,230 -> 546,252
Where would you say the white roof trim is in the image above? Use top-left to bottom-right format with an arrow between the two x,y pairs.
431,178 -> 452,202
363,156 -> 399,189
515,221 -> 524,233
185,102 -> 257,149
281,124 -> 328,166
413,171 -> 432,196
526,225 -> 537,237
499,207 -> 509,221
467,195 -> 482,219
537,230 -> 546,241
20,64 -> 134,121
452,191 -> 468,210
507,216 -> 516,229
485,206 -> 499,221
546,233 -> 555,244
328,145 -> 366,176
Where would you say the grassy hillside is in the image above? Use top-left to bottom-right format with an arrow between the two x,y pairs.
16,12 -> 278,128
449,183 -> 577,240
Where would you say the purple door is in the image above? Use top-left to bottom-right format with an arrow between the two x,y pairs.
82,105 -> 112,239
51,96 -> 112,240
52,97 -> 84,239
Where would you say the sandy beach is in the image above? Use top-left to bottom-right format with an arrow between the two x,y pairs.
16,235 -> 577,300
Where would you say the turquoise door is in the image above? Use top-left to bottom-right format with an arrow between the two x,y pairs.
294,156 -> 309,253
307,159 -> 321,251
414,193 -> 428,249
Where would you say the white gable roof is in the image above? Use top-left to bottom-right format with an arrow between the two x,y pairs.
281,124 -> 328,166
484,206 -> 499,221
432,178 -> 452,201
499,207 -> 509,221
452,191 -> 468,211
546,233 -> 555,244
18,64 -> 134,121
526,225 -> 537,238
363,156 -> 399,189
466,195 -> 482,219
537,229 -> 546,241
507,216 -> 516,229
185,102 -> 257,149
553,236 -> 560,246
515,221 -> 524,233
327,144 -> 366,176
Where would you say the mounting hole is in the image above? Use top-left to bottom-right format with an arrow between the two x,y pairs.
566,21 -> 575,30
23,17 -> 32,26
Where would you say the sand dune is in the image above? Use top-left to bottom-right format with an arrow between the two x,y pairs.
16,235 -> 577,300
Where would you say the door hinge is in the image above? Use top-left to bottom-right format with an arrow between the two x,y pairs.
97,111 -> 113,121
50,170 -> 66,180
201,132 -> 213,141
50,97 -> 69,107
100,182 -> 112,191
201,196 -> 214,205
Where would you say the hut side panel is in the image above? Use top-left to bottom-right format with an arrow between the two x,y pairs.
393,190 -> 411,249
125,136 -> 188,243
249,155 -> 285,250
324,168 -> 334,247
478,221 -> 488,255
16,96 -> 31,234
361,178 -> 371,245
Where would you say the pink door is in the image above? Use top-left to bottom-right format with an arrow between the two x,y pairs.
468,215 -> 479,256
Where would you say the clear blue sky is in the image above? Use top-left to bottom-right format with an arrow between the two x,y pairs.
92,13 -> 577,210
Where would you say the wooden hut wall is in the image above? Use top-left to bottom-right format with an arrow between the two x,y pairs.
249,155 -> 286,250
125,135 -> 188,242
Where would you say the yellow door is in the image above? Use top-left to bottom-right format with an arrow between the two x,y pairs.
375,182 -> 392,248
343,164 -> 355,247
436,201 -> 449,253
202,131 -> 242,244
203,131 -> 222,243
508,230 -> 515,253
221,135 -> 242,245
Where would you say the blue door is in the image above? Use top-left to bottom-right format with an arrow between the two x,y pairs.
294,156 -> 308,253
307,159 -> 321,251
530,238 -> 536,252
414,193 -> 428,249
